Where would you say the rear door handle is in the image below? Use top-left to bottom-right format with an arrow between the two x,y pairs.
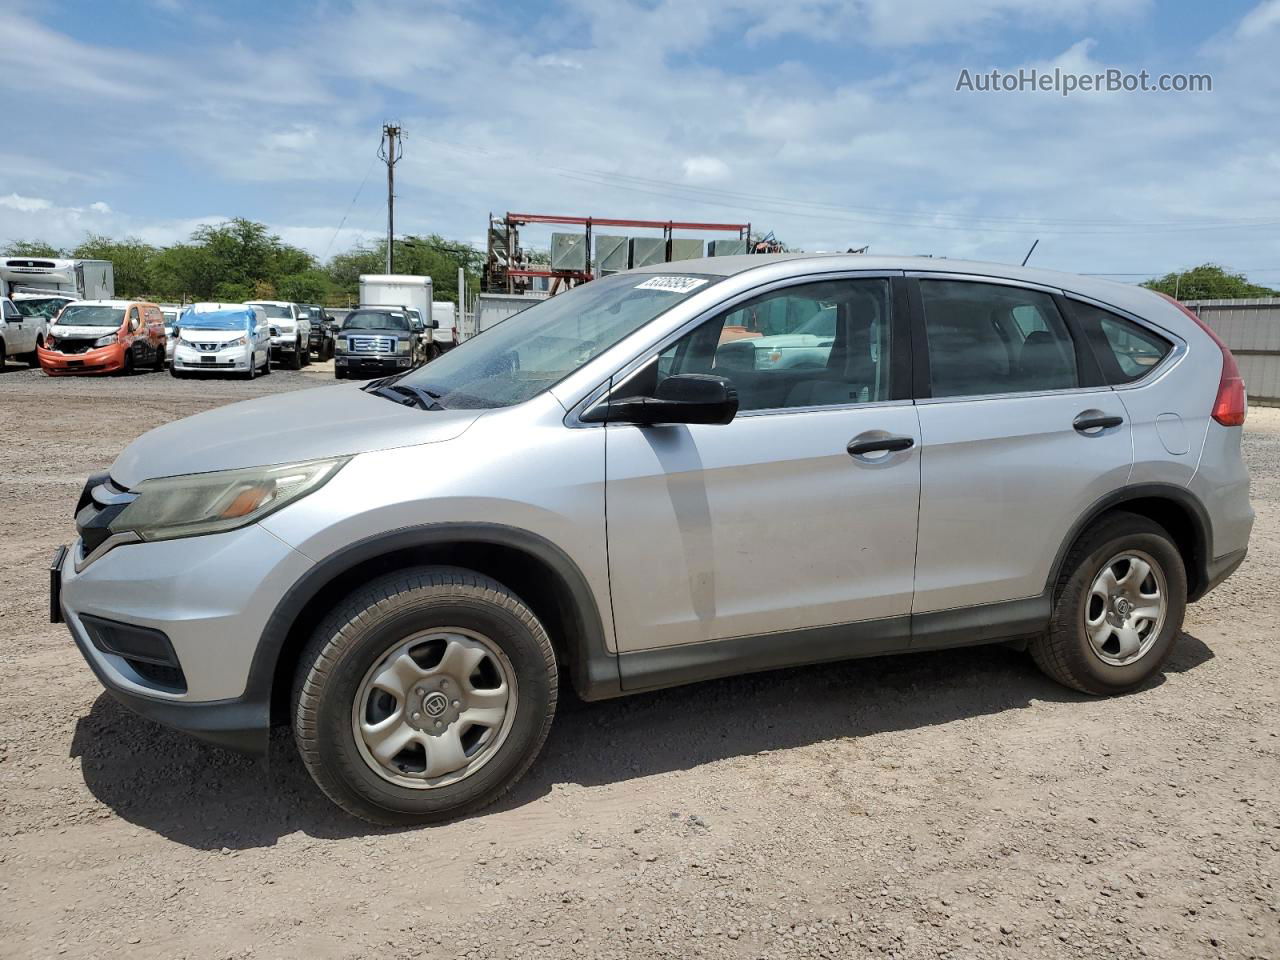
1073,413 -> 1124,433
847,436 -> 915,457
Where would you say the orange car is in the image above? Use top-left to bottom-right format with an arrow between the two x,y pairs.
38,299 -> 167,375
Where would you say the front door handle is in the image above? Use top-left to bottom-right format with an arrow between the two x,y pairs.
1073,413 -> 1124,433
847,435 -> 915,457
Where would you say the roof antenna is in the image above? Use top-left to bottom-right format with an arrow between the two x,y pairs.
1021,239 -> 1039,267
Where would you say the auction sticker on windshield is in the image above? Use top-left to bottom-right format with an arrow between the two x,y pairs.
634,276 -> 709,293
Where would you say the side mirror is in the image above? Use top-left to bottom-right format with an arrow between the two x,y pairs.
586,374 -> 739,426
428,318 -> 439,329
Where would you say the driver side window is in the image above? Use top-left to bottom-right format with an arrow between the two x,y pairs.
630,278 -> 893,412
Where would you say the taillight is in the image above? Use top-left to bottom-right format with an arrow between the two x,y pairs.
1156,292 -> 1246,427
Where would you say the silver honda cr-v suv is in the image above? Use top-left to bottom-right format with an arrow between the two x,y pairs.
52,255 -> 1253,824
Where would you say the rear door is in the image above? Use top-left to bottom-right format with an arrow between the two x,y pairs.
909,275 -> 1133,620
605,274 -> 921,665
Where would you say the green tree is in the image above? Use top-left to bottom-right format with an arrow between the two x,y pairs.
71,235 -> 157,298
326,235 -> 483,304
1144,264 -> 1278,300
277,269 -> 331,303
150,243 -> 218,301
2,239 -> 63,257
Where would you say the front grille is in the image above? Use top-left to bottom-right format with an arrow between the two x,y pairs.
49,338 -> 97,355
350,336 -> 395,354
192,341 -> 224,352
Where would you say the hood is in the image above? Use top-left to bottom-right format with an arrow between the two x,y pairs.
179,326 -> 251,342
110,383 -> 485,487
49,325 -> 117,338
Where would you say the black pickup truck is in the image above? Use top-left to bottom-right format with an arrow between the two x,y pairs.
301,305 -> 337,360
333,306 -> 423,379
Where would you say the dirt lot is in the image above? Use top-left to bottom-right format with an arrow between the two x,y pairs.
0,360 -> 1277,960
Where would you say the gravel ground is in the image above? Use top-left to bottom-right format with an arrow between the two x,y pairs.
0,361 -> 1277,960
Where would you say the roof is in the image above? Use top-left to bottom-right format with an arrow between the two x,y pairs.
61,299 -> 138,307
630,253 -> 1168,320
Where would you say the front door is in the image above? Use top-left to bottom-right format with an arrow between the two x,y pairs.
605,276 -> 921,670
909,276 -> 1133,617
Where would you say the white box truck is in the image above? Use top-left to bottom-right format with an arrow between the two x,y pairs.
358,274 -> 442,358
0,257 -> 114,300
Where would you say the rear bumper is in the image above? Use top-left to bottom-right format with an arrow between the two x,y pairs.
38,343 -> 125,374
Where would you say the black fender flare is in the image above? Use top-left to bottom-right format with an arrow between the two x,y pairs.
242,522 -> 620,716
1044,482 -> 1213,600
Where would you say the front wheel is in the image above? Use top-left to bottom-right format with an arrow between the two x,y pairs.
1031,512 -> 1187,695
292,567 -> 558,825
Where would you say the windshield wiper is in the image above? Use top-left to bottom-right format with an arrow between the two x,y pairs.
368,383 -> 445,411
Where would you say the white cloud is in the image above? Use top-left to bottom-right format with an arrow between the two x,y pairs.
89,201 -> 112,214
1237,0 -> 1280,38
682,157 -> 730,183
1,194 -> 53,213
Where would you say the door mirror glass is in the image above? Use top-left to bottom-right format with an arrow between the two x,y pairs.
588,373 -> 739,425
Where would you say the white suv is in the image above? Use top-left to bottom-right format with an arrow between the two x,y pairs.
54,255 -> 1253,825
1,294 -> 50,367
246,301 -> 311,369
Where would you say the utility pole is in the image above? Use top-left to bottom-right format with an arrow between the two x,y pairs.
378,123 -> 404,274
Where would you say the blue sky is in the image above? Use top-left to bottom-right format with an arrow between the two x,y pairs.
2,0 -> 1278,284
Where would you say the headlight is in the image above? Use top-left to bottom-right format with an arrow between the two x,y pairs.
396,339 -> 410,354
335,339 -> 348,354
94,334 -> 119,347
225,335 -> 248,347
277,323 -> 295,334
107,458 -> 348,543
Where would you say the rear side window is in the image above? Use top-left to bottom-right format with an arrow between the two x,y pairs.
919,280 -> 1079,398
1069,301 -> 1172,384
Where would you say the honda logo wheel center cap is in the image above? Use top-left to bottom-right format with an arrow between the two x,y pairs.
405,678 -> 463,735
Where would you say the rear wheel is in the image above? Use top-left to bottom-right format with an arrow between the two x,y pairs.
1031,512 -> 1186,695
292,566 -> 558,825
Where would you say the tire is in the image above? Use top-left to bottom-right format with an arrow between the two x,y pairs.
300,339 -> 311,366
24,340 -> 41,367
334,369 -> 345,380
244,354 -> 256,380
260,352 -> 271,375
170,363 -> 185,379
1030,511 -> 1187,696
153,344 -> 165,372
121,349 -> 135,376
288,347 -> 302,371
293,566 -> 558,825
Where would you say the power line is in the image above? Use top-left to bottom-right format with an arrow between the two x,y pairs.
322,150 -> 380,261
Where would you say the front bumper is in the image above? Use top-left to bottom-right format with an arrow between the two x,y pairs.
38,343 -> 126,375
54,524 -> 315,754
172,343 -> 250,372
336,354 -> 412,373
270,334 -> 300,352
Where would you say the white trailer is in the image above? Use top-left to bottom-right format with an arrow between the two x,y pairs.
0,257 -> 114,300
358,274 -> 440,356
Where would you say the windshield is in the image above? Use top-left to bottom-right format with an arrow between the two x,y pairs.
344,310 -> 409,331
249,303 -> 292,319
181,309 -> 255,332
14,297 -> 71,319
394,272 -> 717,409
55,305 -> 125,327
